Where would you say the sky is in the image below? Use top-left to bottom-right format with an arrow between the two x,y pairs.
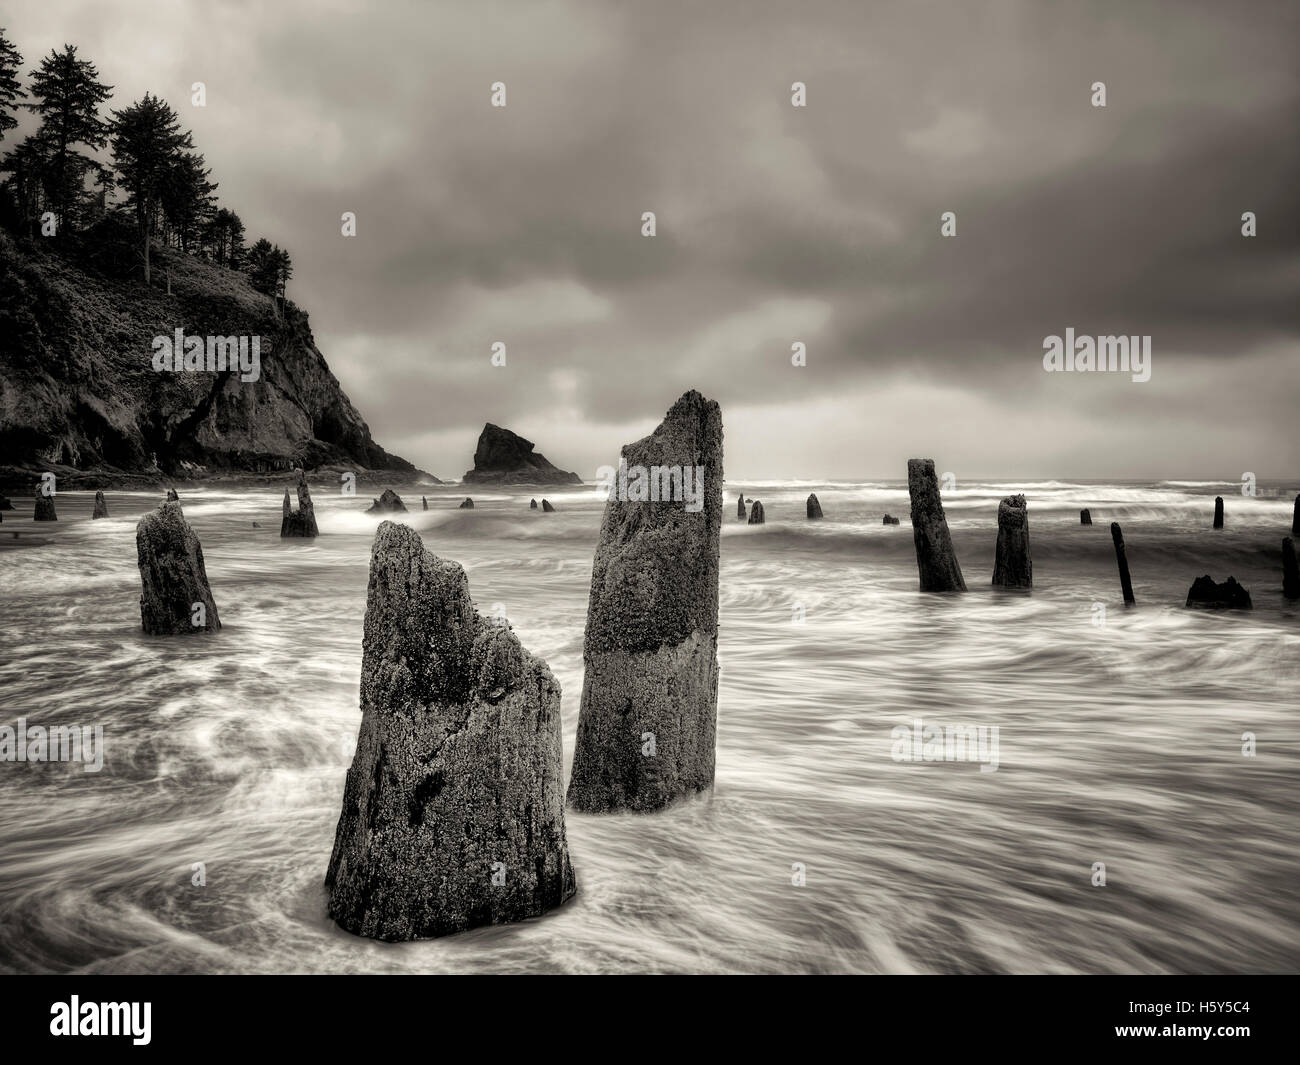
8,0 -> 1299,480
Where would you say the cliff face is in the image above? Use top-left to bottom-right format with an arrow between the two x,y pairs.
463,422 -> 581,485
0,222 -> 422,485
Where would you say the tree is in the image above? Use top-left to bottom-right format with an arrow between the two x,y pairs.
0,28 -> 25,141
160,149 -> 216,252
0,134 -> 47,235
109,93 -> 192,285
245,237 -> 278,295
204,206 -> 246,267
24,45 -> 112,234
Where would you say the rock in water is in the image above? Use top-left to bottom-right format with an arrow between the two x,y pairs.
1283,538 -> 1300,599
136,501 -> 220,634
33,489 -> 56,521
462,423 -> 581,485
806,493 -> 823,519
1080,508 -> 1092,525
0,493 -> 14,510
92,490 -> 109,519
747,501 -> 765,525
1111,522 -> 1136,605
166,488 -> 179,502
458,497 -> 474,509
280,470 -> 318,537
736,494 -> 746,520
325,521 -> 575,940
567,390 -> 722,812
906,459 -> 965,592
992,495 -> 1032,588
1293,495 -> 1299,536
422,496 -> 428,511
1213,496 -> 1224,529
542,499 -> 556,513
366,489 -> 406,513
882,514 -> 900,525
530,498 -> 538,509
1186,575 -> 1252,610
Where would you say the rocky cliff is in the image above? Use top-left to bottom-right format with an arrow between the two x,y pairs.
463,423 -> 581,485
0,220 -> 423,488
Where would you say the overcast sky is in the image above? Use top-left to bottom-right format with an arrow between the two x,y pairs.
12,0 -> 1300,480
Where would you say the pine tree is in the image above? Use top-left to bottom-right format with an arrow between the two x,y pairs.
0,28 -> 26,141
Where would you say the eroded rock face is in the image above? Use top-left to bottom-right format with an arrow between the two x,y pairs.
907,459 -> 965,592
463,423 -> 581,485
1186,575 -> 1252,610
366,489 -> 406,513
747,501 -> 764,525
567,390 -> 722,813
807,493 -> 823,519
280,470 -> 318,537
325,522 -> 575,940
992,494 -> 1031,588
92,490 -> 108,519
135,500 -> 220,634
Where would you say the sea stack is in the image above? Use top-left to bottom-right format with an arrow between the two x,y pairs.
542,499 -> 556,513
906,459 -> 965,592
325,522 -> 575,940
463,423 -> 581,485
1111,522 -> 1136,605
280,470 -> 318,537
458,498 -> 474,509
992,494 -> 1032,588
1080,508 -> 1092,525
1186,575 -> 1252,610
135,500 -> 220,634
806,493 -> 823,519
530,498 -> 538,509
366,489 -> 406,514
747,501 -> 765,525
92,491 -> 108,519
1213,496 -> 1224,529
1283,538 -> 1299,599
883,514 -> 900,525
567,390 -> 722,813
736,495 -> 746,520
422,496 -> 428,511
33,488 -> 56,522
166,489 -> 179,502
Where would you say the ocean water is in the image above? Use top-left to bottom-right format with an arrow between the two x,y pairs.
0,478 -> 1297,974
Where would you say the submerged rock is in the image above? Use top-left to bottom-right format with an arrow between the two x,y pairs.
1284,537 -> 1299,600
135,500 -> 220,634
567,390 -> 722,812
992,494 -> 1032,588
1186,574 -> 1252,610
366,489 -> 406,514
280,469 -> 318,537
906,459 -> 965,592
92,490 -> 109,519
806,493 -> 823,519
463,423 -> 581,485
325,521 -> 575,940
459,497 -> 474,509
542,499 -> 556,513
1080,508 -> 1092,525
747,500 -> 765,525
882,514 -> 900,526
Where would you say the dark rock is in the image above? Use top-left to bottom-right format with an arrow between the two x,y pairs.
530,498 -> 538,509
736,494 -> 746,520
747,501 -> 765,525
33,489 -> 56,521
92,490 -> 108,519
458,497 -> 474,509
1111,522 -> 1136,605
422,496 -> 428,511
1186,574 -> 1252,610
0,494 -> 13,510
907,459 -> 965,592
882,514 -> 900,525
1284,538 -> 1300,599
992,494 -> 1032,588
1213,496 -> 1224,529
325,521 -> 575,940
1080,508 -> 1092,525
541,499 -> 556,513
744,497 -> 753,504
252,521 -> 262,528
567,390 -> 722,813
166,488 -> 179,502
463,423 -> 581,485
280,469 -> 318,537
1293,495 -> 1299,536
806,493 -> 823,519
366,489 -> 407,514
135,501 -> 220,634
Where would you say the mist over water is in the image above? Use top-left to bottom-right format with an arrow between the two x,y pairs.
1,478 -> 1297,974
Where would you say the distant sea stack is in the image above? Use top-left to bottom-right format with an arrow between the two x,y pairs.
806,494 -> 823,519
325,522 -> 575,940
906,459 -> 965,592
567,390 -> 722,813
462,423 -> 581,485
1213,496 -> 1224,529
135,501 -> 220,634
992,494 -> 1032,588
883,514 -> 900,525
458,498 -> 474,509
1080,508 -> 1092,525
530,498 -> 538,509
92,491 -> 108,519
542,499 -> 556,513
736,495 -> 746,520
747,501 -> 765,525
1283,538 -> 1299,599
422,496 -> 428,511
366,489 -> 406,514
281,470 -> 318,537
1186,575 -> 1252,610
33,488 -> 56,521
166,489 -> 179,502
